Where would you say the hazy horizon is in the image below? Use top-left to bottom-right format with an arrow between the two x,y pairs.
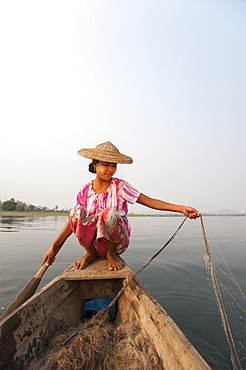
1,1 -> 245,214
0,197 -> 245,216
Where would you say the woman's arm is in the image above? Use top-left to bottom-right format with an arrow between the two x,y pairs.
136,193 -> 200,219
41,221 -> 73,266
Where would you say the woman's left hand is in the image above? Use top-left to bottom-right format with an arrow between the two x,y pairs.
182,207 -> 201,219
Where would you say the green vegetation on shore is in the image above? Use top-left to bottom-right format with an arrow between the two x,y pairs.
0,198 -> 68,214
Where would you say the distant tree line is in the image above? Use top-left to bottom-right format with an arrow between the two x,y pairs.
0,198 -> 67,212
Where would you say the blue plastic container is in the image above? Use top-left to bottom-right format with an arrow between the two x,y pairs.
81,297 -> 116,321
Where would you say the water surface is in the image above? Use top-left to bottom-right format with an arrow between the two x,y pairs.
0,215 -> 245,369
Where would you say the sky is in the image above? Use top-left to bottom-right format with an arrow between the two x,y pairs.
0,0 -> 246,214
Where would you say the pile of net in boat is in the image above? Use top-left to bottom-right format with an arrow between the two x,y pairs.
28,314 -> 162,370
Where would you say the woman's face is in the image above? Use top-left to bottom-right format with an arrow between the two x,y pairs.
95,161 -> 117,180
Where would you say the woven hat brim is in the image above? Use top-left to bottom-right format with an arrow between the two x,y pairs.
78,149 -> 133,164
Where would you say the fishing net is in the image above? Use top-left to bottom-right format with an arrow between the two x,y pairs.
28,315 -> 162,370
200,217 -> 245,370
172,217 -> 245,369
28,219 -> 186,369
27,216 -> 245,369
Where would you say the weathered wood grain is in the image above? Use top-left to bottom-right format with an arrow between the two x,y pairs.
118,277 -> 210,370
61,258 -> 130,280
0,260 -> 211,370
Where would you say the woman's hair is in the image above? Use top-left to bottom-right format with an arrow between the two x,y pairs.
88,160 -> 99,174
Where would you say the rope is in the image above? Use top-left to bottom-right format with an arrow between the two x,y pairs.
174,241 -> 245,301
64,216 -> 187,344
200,215 -> 242,370
105,216 -> 187,312
65,215 -> 243,370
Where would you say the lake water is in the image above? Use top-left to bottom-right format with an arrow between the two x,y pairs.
0,215 -> 245,369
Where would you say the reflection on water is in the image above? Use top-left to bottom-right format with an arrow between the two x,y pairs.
0,215 -> 23,232
0,215 -> 245,370
0,214 -> 61,232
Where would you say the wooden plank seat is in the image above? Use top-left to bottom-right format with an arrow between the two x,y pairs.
61,257 -> 131,280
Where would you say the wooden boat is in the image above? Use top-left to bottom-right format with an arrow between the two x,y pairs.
0,259 -> 211,369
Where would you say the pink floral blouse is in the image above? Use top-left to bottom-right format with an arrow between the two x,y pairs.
72,177 -> 140,235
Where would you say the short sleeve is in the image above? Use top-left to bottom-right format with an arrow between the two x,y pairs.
72,189 -> 82,206
72,183 -> 90,207
121,181 -> 140,204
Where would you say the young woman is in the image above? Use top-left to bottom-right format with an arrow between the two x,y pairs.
41,141 -> 200,271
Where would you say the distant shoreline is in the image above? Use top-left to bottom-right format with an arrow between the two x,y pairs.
0,211 -> 245,217
0,211 -> 69,216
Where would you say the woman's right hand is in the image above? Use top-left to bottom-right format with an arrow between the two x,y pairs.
41,249 -> 56,266
41,221 -> 73,266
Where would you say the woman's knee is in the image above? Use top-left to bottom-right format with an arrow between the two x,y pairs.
101,208 -> 120,222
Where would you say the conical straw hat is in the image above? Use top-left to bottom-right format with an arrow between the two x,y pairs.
78,141 -> 133,164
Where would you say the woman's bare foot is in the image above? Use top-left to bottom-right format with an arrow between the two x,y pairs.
107,253 -> 124,271
74,252 -> 98,269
